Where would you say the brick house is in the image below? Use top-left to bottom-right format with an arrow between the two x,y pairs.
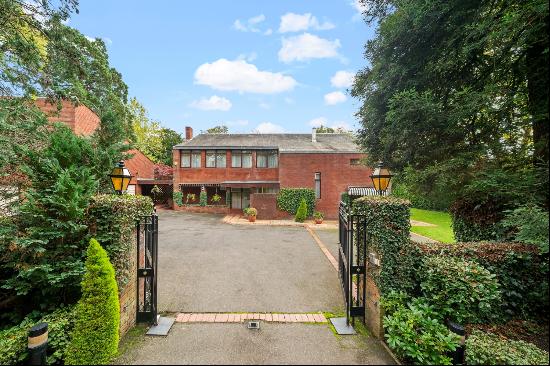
172,127 -> 374,218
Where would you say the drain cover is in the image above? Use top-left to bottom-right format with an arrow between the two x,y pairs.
247,321 -> 260,329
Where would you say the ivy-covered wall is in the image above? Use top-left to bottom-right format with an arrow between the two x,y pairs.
276,188 -> 316,217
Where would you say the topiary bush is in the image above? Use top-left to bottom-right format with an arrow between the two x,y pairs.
465,330 -> 549,365
199,190 -> 207,207
65,239 -> 120,365
294,198 -> 308,222
172,191 -> 183,206
0,306 -> 76,365
383,296 -> 460,365
277,188 -> 315,216
420,255 -> 501,324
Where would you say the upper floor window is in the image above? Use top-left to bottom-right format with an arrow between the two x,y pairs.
181,150 -> 201,168
206,150 -> 226,168
256,150 -> 278,168
231,150 -> 252,168
350,159 -> 361,166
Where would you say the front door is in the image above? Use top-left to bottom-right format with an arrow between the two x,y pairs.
230,188 -> 251,209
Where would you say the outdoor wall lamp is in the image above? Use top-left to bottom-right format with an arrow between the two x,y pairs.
370,161 -> 393,196
109,160 -> 132,195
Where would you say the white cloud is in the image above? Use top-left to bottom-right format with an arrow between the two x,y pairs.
279,12 -> 335,33
278,33 -> 341,63
190,95 -> 232,111
324,91 -> 347,105
194,58 -> 297,94
309,117 -> 353,131
252,122 -> 285,133
330,71 -> 355,88
233,14 -> 270,34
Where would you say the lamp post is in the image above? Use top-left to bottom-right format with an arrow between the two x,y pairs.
370,161 -> 393,196
109,160 -> 132,195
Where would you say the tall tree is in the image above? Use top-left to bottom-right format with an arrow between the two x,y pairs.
352,0 -> 549,206
204,125 -> 229,134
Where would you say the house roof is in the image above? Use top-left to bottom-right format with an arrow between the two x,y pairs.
174,133 -> 361,153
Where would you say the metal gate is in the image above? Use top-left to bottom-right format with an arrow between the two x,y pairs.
338,201 -> 367,325
136,213 -> 158,325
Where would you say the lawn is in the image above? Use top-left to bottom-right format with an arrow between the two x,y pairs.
410,208 -> 455,243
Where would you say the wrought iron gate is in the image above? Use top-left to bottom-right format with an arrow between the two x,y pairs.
136,213 -> 158,325
338,201 -> 367,325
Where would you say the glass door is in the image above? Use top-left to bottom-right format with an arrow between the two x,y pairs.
231,190 -> 242,209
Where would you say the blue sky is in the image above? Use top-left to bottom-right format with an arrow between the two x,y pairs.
69,0 -> 374,135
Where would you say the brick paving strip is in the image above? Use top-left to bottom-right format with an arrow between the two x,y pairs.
175,312 -> 328,324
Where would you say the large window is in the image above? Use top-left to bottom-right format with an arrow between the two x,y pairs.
256,150 -> 278,168
206,150 -> 226,168
181,151 -> 191,168
315,172 -> 321,199
231,150 -> 252,168
191,151 -> 201,168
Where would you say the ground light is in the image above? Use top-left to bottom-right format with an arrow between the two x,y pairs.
370,161 -> 393,196
109,160 -> 132,195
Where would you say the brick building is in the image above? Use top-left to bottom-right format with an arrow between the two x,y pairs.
172,127 -> 374,218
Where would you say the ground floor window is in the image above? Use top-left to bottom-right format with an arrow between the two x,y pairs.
315,172 -> 321,199
257,187 -> 279,194
230,188 -> 250,209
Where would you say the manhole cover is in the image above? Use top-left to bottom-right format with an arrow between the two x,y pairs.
247,321 -> 260,330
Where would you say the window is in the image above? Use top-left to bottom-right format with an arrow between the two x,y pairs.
256,150 -> 278,168
232,150 -> 252,168
206,150 -> 226,168
181,151 -> 191,168
350,159 -> 361,166
315,172 -> 321,199
191,151 -> 201,168
257,187 -> 279,194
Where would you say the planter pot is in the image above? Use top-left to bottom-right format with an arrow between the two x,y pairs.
315,219 -> 323,224
248,216 -> 256,222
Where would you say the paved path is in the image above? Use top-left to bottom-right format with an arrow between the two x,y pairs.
117,211 -> 395,365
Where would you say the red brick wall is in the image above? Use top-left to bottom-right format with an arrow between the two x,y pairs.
250,193 -> 292,220
172,150 -> 278,184
279,153 -> 372,219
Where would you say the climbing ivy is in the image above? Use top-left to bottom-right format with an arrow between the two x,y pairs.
277,188 -> 316,216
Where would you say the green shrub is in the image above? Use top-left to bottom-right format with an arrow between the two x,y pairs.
247,207 -> 257,216
211,193 -> 222,204
450,198 -> 503,242
199,190 -> 207,207
0,306 -> 76,365
465,330 -> 549,365
65,239 -> 120,365
294,199 -> 308,222
417,242 -> 547,321
420,256 -> 501,324
501,205 -> 549,254
185,193 -> 196,204
313,211 -> 324,220
383,297 -> 460,365
172,191 -> 183,206
277,188 -> 316,216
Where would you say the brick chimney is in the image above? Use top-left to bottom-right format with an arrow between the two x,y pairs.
312,127 -> 317,143
185,126 -> 193,140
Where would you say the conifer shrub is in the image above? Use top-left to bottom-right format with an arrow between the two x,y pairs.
295,198 -> 308,222
199,190 -> 207,207
65,239 -> 120,365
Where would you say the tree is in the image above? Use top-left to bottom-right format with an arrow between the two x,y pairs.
204,125 -> 229,134
159,128 -> 182,165
352,0 -> 549,207
295,199 -> 308,222
316,125 -> 335,133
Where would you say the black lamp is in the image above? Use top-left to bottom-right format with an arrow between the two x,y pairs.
109,161 -> 132,195
370,161 -> 393,196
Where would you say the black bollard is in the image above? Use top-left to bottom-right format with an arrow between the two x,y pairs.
447,320 -> 465,365
28,322 -> 48,365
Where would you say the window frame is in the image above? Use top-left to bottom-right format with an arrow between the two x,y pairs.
191,150 -> 202,168
180,151 -> 191,168
231,150 -> 242,168
350,159 -> 361,166
256,150 -> 278,168
206,150 -> 226,168
314,172 -> 321,199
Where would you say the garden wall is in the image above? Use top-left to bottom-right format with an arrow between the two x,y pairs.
172,205 -> 230,214
250,193 -> 292,219
86,194 -> 154,337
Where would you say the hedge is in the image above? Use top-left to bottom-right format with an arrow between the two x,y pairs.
450,198 -> 503,242
65,239 -> 120,365
416,242 -> 548,321
351,196 -> 412,295
0,306 -> 76,365
420,256 -> 501,324
276,188 -> 316,217
465,330 -> 549,365
86,194 -> 153,290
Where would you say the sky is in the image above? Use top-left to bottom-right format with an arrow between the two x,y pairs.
68,0 -> 375,135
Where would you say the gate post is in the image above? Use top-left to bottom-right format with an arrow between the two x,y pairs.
136,213 -> 159,325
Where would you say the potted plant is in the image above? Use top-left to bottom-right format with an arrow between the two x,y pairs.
243,207 -> 250,217
247,208 -> 257,222
313,211 -> 324,224
211,193 -> 222,205
186,193 -> 196,204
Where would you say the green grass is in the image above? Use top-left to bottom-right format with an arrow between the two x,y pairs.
410,208 -> 455,243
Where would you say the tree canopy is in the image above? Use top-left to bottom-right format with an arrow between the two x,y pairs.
352,0 -> 549,208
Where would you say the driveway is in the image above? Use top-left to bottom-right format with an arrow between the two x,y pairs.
157,210 -> 343,313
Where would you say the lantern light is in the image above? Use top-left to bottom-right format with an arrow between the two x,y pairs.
370,161 -> 393,196
109,160 -> 132,195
